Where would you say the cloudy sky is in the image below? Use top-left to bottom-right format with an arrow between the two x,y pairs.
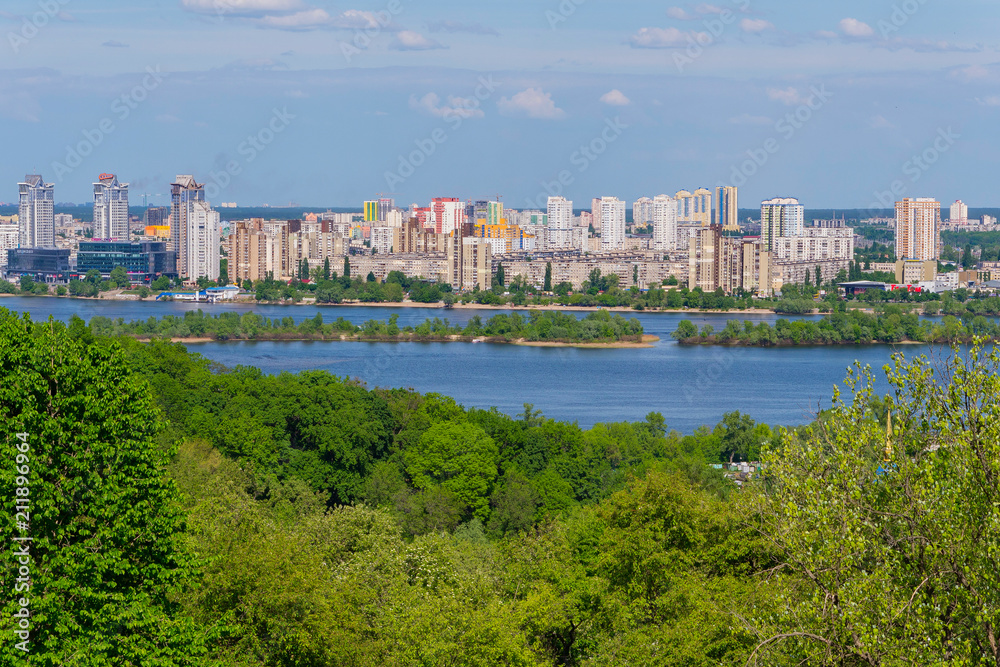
1,0 -> 998,209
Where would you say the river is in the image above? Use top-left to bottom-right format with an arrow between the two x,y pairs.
2,296 -> 935,432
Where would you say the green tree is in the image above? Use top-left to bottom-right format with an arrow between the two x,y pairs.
632,264 -> 639,287
962,243 -> 975,269
495,263 -> 506,288
815,265 -> 822,287
544,262 -> 552,291
673,320 -> 699,340
343,256 -> 351,278
110,265 -> 129,289
0,314 -> 207,663
719,411 -> 757,463
18,275 -> 34,293
744,346 -> 1000,665
404,422 -> 499,522
367,271 -> 377,283
323,257 -> 331,281
152,275 -> 171,291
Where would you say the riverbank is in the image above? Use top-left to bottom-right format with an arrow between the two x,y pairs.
135,332 -> 658,348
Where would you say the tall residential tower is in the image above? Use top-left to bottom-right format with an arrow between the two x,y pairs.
171,175 -> 206,276
760,197 -> 805,251
895,198 -> 940,261
18,174 -> 54,248
93,173 -> 130,240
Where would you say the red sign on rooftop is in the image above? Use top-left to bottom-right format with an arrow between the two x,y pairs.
99,173 -> 115,181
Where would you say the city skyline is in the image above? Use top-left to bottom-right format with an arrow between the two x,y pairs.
1,1 -> 998,207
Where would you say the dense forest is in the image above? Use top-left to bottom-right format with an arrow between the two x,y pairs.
2,309 -> 1000,664
86,309 -> 647,345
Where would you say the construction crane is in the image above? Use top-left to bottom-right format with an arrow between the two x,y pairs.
140,193 -> 164,207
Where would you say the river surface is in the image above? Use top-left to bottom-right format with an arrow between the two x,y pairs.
2,296 -> 941,432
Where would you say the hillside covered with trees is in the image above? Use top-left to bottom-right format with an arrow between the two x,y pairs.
2,309 -> 999,665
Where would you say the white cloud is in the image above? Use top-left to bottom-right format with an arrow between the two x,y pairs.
498,88 -> 566,120
869,115 -> 894,129
839,18 -> 874,38
155,114 -> 182,123
599,89 -> 631,106
666,7 -> 693,20
630,27 -> 705,48
729,113 -> 772,125
767,87 -> 806,105
410,92 -> 485,119
951,64 -> 989,81
285,89 -> 308,98
740,18 -> 773,33
977,95 -> 1000,107
815,30 -> 838,39
390,31 -> 446,50
255,8 -> 330,29
694,4 -> 724,14
181,0 -> 305,15
330,9 -> 395,30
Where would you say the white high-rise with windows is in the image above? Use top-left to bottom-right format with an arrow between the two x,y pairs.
950,200 -> 968,223
93,173 -> 130,240
760,197 -> 805,251
18,174 -> 54,248
632,197 -> 654,228
599,197 -> 626,252
652,194 -> 678,252
172,175 -> 206,276
547,196 -> 573,249
185,200 -> 220,281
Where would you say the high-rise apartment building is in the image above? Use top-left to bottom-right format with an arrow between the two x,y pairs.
715,186 -> 739,232
171,175 -> 206,276
18,174 -> 54,248
688,223 -> 723,291
228,219 -> 269,284
0,224 -> 19,270
184,200 -> 220,280
364,201 -> 379,223
548,196 -> 573,249
632,197 -> 654,228
487,200 -> 504,226
652,194 -> 678,252
145,206 -> 168,227
760,197 -> 805,251
430,197 -> 466,235
676,188 -> 712,226
950,200 -> 968,224
591,198 -> 602,232
93,173 -> 129,240
895,198 -> 940,261
599,197 -> 626,252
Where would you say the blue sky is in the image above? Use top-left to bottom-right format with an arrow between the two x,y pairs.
1,0 -> 999,209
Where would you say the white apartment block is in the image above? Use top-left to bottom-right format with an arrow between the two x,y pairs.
652,194 -> 678,252
547,196 -> 574,249
632,197 -> 654,227
771,228 -> 854,262
676,188 -> 712,225
949,200 -> 968,223
761,197 -> 805,251
600,197 -> 626,252
0,224 -> 19,269
184,200 -> 220,281
371,226 -> 393,254
93,173 -> 129,240
19,174 -> 54,248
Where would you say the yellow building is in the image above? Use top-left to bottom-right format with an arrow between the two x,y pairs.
364,201 -> 379,223
145,225 -> 171,238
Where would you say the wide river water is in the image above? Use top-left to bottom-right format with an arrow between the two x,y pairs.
1,296 -> 944,432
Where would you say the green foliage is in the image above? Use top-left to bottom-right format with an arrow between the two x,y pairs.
744,345 -> 1000,664
0,312 -> 207,663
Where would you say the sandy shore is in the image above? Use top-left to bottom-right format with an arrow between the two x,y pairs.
514,334 -> 660,349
